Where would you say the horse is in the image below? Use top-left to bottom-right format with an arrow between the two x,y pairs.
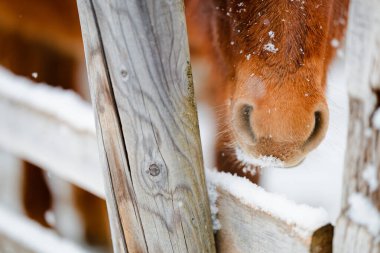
185,0 -> 349,182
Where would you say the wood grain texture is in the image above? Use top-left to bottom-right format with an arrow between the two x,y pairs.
76,0 -> 216,252
215,188 -> 333,253
333,0 -> 380,251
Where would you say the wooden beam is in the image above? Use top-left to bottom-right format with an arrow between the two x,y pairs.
0,67 -> 104,198
76,0 -> 216,252
207,170 -> 333,253
0,206 -> 90,253
333,0 -> 380,251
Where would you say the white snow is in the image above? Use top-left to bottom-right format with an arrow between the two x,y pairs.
348,193 -> 380,236
31,72 -> 38,79
206,168 -> 329,237
263,42 -> 278,53
362,164 -> 378,192
331,38 -> 340,48
0,67 -> 95,133
235,147 -> 284,168
269,31 -> 275,39
0,206 -> 90,253
372,108 -> 380,129
206,179 -> 221,231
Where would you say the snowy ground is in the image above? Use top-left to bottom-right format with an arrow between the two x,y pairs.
198,57 -> 349,223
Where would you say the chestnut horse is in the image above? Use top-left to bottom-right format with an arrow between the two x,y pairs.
186,0 -> 349,181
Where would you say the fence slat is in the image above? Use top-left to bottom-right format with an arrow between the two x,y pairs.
76,0 -> 216,252
0,67 -> 103,198
0,206 -> 90,253
333,0 -> 380,251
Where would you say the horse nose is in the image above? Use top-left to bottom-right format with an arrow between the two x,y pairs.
232,103 -> 257,144
302,103 -> 329,155
231,100 -> 329,167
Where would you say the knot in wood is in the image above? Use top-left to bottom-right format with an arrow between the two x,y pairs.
120,68 -> 128,80
148,164 -> 160,176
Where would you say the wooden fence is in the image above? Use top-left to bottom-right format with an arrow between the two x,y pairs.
0,0 -> 379,252
0,65 -> 332,253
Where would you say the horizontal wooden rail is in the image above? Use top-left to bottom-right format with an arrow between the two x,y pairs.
207,170 -> 332,253
0,67 -> 104,198
0,206 -> 91,253
0,67 -> 333,252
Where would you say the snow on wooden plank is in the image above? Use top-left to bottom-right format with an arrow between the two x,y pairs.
0,206 -> 90,253
333,0 -> 380,251
0,67 -> 104,198
207,169 -> 332,253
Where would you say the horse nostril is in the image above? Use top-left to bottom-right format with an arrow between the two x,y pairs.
240,104 -> 256,141
305,111 -> 323,145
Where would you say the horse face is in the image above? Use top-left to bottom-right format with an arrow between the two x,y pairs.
185,0 -> 347,174
208,0 -> 338,170
227,63 -> 329,167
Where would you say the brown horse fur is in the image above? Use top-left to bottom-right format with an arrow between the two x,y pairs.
0,0 -> 111,248
185,0 -> 349,182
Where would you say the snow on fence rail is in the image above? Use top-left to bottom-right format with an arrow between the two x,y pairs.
0,206 -> 91,253
0,67 -> 104,198
0,67 -> 333,252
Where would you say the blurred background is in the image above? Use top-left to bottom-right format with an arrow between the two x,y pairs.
0,0 -> 348,252
0,0 -> 111,252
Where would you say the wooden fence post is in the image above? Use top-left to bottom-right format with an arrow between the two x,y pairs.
333,0 -> 380,251
75,0 -> 216,252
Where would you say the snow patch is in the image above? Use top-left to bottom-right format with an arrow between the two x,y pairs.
0,67 -> 95,133
330,38 -> 340,48
348,193 -> 380,237
235,147 -> 284,168
373,108 -> 380,129
206,178 -> 221,231
0,206 -> 90,253
363,164 -> 378,192
263,42 -> 278,53
268,31 -> 275,39
206,169 -> 329,237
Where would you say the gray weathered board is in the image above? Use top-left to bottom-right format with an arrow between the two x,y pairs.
76,0 -> 216,252
333,0 -> 380,251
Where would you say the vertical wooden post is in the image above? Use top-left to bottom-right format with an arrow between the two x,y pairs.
76,0 -> 216,252
333,0 -> 380,252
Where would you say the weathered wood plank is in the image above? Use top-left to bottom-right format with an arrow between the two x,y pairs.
215,189 -> 333,253
207,170 -> 333,253
333,0 -> 380,251
216,189 -> 333,253
0,206 -> 90,253
76,0 -> 216,252
0,67 -> 103,198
